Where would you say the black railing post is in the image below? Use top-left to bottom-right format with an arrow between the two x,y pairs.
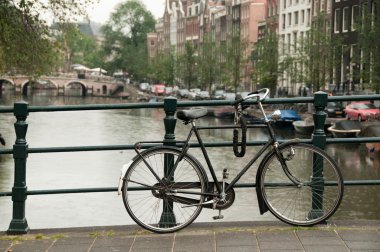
163,97 -> 177,145
312,91 -> 328,149
309,91 -> 328,219
160,97 -> 177,227
7,101 -> 30,234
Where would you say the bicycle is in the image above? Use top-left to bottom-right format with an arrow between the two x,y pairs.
119,88 -> 344,233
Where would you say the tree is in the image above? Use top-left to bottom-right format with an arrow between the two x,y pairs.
162,48 -> 176,86
252,25 -> 279,96
197,33 -> 217,93
0,0 -> 92,77
282,13 -> 341,93
101,0 -> 155,79
358,0 -> 380,92
54,23 -> 104,72
223,35 -> 248,94
179,42 -> 197,89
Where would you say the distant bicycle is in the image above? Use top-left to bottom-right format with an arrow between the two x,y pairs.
119,88 -> 344,233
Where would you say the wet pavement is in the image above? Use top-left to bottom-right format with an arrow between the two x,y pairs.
1,220 -> 379,251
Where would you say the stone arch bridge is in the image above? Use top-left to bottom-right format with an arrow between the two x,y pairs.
0,76 -> 124,97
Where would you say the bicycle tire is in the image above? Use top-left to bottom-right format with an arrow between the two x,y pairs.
122,146 -> 206,233
259,143 -> 343,226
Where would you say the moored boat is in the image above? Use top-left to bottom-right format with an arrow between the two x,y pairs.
328,120 -> 362,138
293,118 -> 333,135
271,110 -> 301,127
213,106 -> 235,118
293,120 -> 314,135
359,124 -> 380,152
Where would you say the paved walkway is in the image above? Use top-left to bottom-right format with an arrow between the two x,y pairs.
1,220 -> 379,252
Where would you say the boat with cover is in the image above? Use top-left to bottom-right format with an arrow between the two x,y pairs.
359,124 -> 380,152
327,120 -> 362,138
271,110 -> 301,127
293,117 -> 333,135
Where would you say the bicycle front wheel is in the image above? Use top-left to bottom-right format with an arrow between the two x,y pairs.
259,143 -> 343,226
122,147 -> 206,233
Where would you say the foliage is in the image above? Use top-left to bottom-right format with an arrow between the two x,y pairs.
223,35 -> 248,93
282,13 -> 341,92
305,14 -> 335,91
252,25 -> 279,96
358,0 -> 380,92
197,33 -> 217,93
0,0 -> 92,77
148,48 -> 176,85
54,23 -> 104,72
101,0 -> 155,79
162,48 -> 176,86
179,42 -> 197,89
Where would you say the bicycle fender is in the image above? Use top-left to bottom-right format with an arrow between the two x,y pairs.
118,160 -> 133,195
117,147 -> 155,195
255,140 -> 301,214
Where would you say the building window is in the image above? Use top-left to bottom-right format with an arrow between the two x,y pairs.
293,32 -> 298,50
327,0 -> 331,13
306,9 -> 311,26
301,10 -> 305,24
295,11 -> 299,25
288,13 -> 292,26
334,8 -> 341,33
287,33 -> 291,52
351,5 -> 359,31
284,0 -> 287,9
282,34 -> 285,54
343,7 -> 349,32
282,14 -> 286,29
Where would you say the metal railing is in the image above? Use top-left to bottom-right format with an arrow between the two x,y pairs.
1,91 -> 380,234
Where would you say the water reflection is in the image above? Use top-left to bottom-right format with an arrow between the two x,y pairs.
0,93 -> 379,230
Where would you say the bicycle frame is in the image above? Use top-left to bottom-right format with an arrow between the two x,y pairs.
180,118 -> 279,196
132,106 -> 299,199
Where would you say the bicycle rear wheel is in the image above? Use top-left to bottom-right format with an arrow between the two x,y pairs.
259,143 -> 343,226
122,147 -> 206,233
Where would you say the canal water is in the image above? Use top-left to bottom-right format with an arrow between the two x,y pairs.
0,92 -> 379,231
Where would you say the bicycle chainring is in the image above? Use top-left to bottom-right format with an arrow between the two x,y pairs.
205,182 -> 236,210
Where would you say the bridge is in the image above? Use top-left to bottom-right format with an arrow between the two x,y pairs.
1,93 -> 380,235
0,75 -> 125,97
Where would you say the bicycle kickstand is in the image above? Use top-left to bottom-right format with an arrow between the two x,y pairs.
213,209 -> 224,220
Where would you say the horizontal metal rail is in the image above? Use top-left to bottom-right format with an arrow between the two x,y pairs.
1,179 -> 379,197
1,94 -> 379,113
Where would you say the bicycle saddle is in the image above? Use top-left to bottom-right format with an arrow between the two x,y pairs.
177,108 -> 208,121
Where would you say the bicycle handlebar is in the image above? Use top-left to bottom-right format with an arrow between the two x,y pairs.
231,88 -> 269,106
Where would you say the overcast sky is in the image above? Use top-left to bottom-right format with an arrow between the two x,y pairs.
87,0 -> 165,24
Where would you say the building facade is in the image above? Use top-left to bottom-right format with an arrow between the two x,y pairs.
148,0 -> 378,95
